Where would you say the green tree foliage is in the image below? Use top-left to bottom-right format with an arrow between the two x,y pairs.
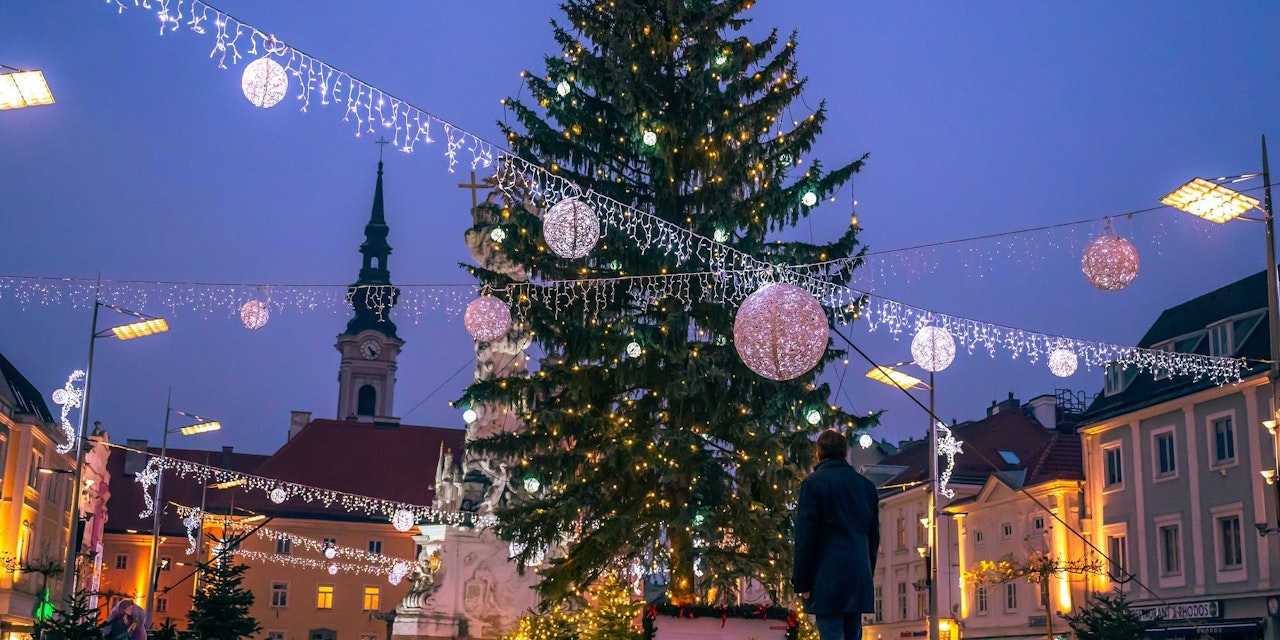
186,555 -> 261,640
150,617 -> 181,640
40,589 -> 102,640
502,575 -> 640,640
462,0 -> 873,604
1062,590 -> 1151,640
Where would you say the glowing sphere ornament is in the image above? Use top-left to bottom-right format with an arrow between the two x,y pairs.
1081,234 -> 1140,291
714,53 -> 728,66
327,563 -> 339,575
388,561 -> 409,585
911,326 -> 956,373
324,545 -> 337,560
239,300 -> 270,330
241,57 -> 288,108
542,197 -> 601,259
713,226 -> 730,243
392,508 -> 415,532
489,227 -> 506,242
464,296 -> 512,342
556,81 -> 571,97
523,476 -> 541,493
625,342 -> 642,358
733,283 -> 829,381
801,190 -> 818,207
858,433 -> 874,449
1048,348 -> 1079,378
642,130 -> 658,146
462,408 -> 478,424
805,409 -> 822,425
269,487 -> 287,504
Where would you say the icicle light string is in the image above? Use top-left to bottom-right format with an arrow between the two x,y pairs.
232,548 -> 398,578
122,444 -> 494,528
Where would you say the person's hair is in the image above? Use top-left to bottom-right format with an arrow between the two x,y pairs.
816,429 -> 848,461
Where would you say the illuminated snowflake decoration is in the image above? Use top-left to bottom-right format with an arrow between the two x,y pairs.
182,508 -> 204,555
542,197 -> 601,259
464,296 -> 512,342
269,486 -> 288,504
51,370 -> 85,455
556,80 -> 571,97
1081,233 -> 1140,291
801,190 -> 818,207
489,227 -> 506,242
936,422 -> 963,500
239,299 -> 270,330
522,476 -> 541,493
734,283 -> 829,381
779,153 -> 794,166
241,57 -> 288,108
625,341 -> 642,358
392,508 -> 415,533
805,409 -> 822,425
911,326 -> 956,373
1048,348 -> 1079,378
858,433 -> 874,449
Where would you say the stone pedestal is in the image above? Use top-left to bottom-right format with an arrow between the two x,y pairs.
391,611 -> 460,640
649,615 -> 789,640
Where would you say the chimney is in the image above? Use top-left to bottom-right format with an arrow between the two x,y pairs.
289,411 -> 312,441
124,438 -> 149,476
989,391 -> 1020,416
220,446 -> 235,469
1026,394 -> 1057,430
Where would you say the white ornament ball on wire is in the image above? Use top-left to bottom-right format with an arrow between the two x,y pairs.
392,508 -> 415,532
269,487 -> 287,504
464,296 -> 513,342
733,283 -> 829,381
327,563 -> 339,576
240,300 -> 270,330
241,57 -> 288,108
324,545 -> 337,560
542,197 -> 601,259
911,326 -> 956,373
1048,348 -> 1079,378
462,408 -> 478,424
1081,234 -> 1140,291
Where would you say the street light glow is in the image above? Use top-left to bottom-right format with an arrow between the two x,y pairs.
178,420 -> 221,436
110,318 -> 169,340
0,70 -> 54,110
1161,177 -> 1261,223
864,365 -> 928,391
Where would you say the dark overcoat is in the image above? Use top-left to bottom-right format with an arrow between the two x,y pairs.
791,457 -> 881,616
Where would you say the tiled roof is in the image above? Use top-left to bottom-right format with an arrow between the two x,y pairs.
0,351 -> 54,424
104,446 -> 271,535
1081,269 -> 1271,425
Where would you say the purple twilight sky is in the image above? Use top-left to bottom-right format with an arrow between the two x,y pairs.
2,1 -> 1279,456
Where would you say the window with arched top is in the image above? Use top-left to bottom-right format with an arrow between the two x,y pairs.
357,385 -> 377,416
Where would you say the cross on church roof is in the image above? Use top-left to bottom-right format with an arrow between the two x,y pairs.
458,170 -> 484,210
375,136 -> 390,161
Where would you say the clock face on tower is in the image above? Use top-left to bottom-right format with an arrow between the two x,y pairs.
359,338 -> 382,360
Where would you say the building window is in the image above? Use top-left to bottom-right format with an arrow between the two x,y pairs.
1211,416 -> 1236,465
323,537 -> 337,549
1208,321 -> 1232,357
1104,444 -> 1123,488
1218,515 -> 1243,569
894,516 -> 906,551
1032,515 -> 1045,532
973,529 -> 984,546
915,514 -> 927,548
1104,362 -> 1134,395
976,586 -> 988,614
266,632 -> 285,640
316,585 -> 334,610
156,597 -> 168,613
916,588 -> 926,620
1004,582 -> 1018,611
160,556 -> 172,572
1106,534 -> 1128,581
897,582 -> 907,621
115,554 -> 128,570
308,631 -> 336,640
362,586 -> 381,611
271,582 -> 289,608
1154,430 -> 1176,478
1159,524 -> 1181,576
1001,522 -> 1013,539
357,385 -> 377,416
275,538 -> 292,555
368,539 -> 383,556
27,452 -> 42,490
874,585 -> 883,622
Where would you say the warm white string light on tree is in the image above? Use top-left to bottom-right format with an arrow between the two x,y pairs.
50,370 -> 85,455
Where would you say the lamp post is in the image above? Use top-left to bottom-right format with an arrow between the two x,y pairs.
1162,135 -> 1277,526
145,393 -> 221,624
866,363 -> 940,640
62,294 -> 169,598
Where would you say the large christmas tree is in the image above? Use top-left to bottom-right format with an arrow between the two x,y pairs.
461,0 -> 873,605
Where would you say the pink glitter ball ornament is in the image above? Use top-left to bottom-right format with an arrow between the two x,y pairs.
464,296 -> 513,342
733,283 -> 829,381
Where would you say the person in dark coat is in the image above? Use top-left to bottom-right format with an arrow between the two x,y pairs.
793,429 -> 880,640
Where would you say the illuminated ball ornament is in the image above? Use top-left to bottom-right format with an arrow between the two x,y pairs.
241,57 -> 288,108
713,226 -> 730,243
522,476 -> 541,493
642,130 -> 658,146
269,487 -> 287,504
556,81 -> 571,97
327,563 -> 339,576
733,283 -> 829,381
542,197 -> 601,259
323,545 -> 337,560
805,409 -> 822,425
239,300 -> 270,330
1081,233 -> 1140,291
625,342 -> 642,358
858,433 -> 874,449
392,509 -> 415,532
801,190 -> 818,207
462,407 -> 478,424
1048,348 -> 1079,378
911,326 -> 956,372
464,296 -> 512,342
489,227 -> 506,243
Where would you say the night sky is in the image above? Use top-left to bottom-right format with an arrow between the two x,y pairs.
2,1 -> 1279,456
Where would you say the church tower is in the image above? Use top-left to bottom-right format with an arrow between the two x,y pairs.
335,161 -> 404,423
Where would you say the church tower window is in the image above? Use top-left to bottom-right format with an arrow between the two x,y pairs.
357,385 -> 377,417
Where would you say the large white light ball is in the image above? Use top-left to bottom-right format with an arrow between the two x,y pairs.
327,563 -> 339,575
324,545 -> 337,560
858,433 -> 874,449
269,487 -> 287,504
801,191 -> 818,207
1081,234 -> 1139,291
911,326 -> 956,373
241,57 -> 288,108
462,408 -> 478,424
240,300 -> 270,330
805,409 -> 822,425
1048,348 -> 1079,378
392,508 -> 415,532
642,130 -> 658,146
556,81 -> 571,97
733,283 -> 829,381
625,342 -> 642,358
542,198 -> 601,259
464,296 -> 513,342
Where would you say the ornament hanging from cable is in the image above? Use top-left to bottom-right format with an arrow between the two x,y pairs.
911,325 -> 956,372
269,486 -> 288,504
733,283 -> 829,381
241,57 -> 288,108
240,299 -> 270,330
1082,219 -> 1139,291
1048,347 -> 1079,377
391,508 -> 415,533
542,197 -> 600,259
464,295 -> 512,342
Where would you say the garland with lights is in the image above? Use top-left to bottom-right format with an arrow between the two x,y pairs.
936,421 -> 963,500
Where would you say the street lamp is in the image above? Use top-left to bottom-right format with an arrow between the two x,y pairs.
866,362 -> 941,640
0,65 -> 54,110
145,393 -> 221,624
62,296 -> 169,598
1162,135 -> 1277,527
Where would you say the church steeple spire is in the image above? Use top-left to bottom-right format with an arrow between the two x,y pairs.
345,160 -> 400,338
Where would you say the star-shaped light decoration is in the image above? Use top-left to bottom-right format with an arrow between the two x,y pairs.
935,422 -> 963,499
